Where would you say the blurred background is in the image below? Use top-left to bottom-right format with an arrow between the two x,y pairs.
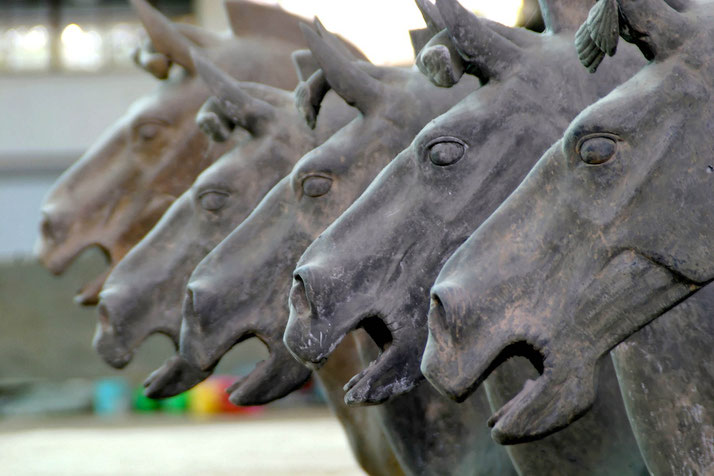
0,1 -> 539,474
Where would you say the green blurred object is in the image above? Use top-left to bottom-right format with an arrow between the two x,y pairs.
159,392 -> 189,413
132,387 -> 160,412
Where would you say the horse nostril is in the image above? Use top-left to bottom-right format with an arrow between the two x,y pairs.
40,213 -> 56,241
428,288 -> 460,341
184,283 -> 213,328
289,274 -> 311,318
429,293 -> 447,332
184,286 -> 198,317
97,301 -> 111,328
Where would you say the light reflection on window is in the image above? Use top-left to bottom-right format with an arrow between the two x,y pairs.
4,25 -> 51,71
61,23 -> 104,71
0,21 -> 144,73
109,23 -> 143,68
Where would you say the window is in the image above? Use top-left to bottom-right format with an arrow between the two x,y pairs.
0,0 -> 192,73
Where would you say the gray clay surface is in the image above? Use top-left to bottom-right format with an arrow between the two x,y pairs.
93,50 -> 355,399
421,2 -> 713,465
178,18 -> 512,476
284,0 -> 649,474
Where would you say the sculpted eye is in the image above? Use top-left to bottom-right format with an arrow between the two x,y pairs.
302,175 -> 333,197
198,190 -> 229,211
577,134 -> 617,165
136,122 -> 163,141
427,138 -> 466,166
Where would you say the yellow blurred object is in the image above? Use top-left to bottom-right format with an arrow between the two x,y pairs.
188,380 -> 223,415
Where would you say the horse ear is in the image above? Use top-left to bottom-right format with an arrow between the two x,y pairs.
291,19 -> 368,126
312,18 -> 368,61
291,50 -> 320,82
416,29 -> 466,87
410,28 -> 435,57
132,40 -> 172,80
131,0 -> 199,75
196,97 -> 235,142
301,21 -> 383,115
191,49 -> 276,135
415,0 -> 446,33
436,0 -> 523,80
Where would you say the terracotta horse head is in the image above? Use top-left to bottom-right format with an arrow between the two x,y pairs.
93,48 -> 356,398
177,19 -> 477,405
35,0 -> 308,305
422,0 -> 711,444
282,0 -> 644,406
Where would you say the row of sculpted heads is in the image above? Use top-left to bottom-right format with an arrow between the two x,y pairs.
38,0 -> 713,474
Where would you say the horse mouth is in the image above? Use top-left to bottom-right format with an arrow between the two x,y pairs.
340,313 -> 424,406
225,353 -> 275,404
451,250 -> 695,444
465,340 -> 546,402
75,268 -> 112,305
224,336 -> 312,406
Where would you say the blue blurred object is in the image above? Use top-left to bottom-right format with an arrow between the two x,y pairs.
93,377 -> 130,415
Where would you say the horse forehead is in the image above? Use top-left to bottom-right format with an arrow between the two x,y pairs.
571,60 -> 709,137
423,82 -> 528,142
294,117 -> 380,171
131,77 -> 206,124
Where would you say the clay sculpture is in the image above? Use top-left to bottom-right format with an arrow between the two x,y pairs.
283,0 -> 649,473
421,0 -> 712,456
93,49 -> 356,400
177,18 -> 513,476
35,0 -> 310,305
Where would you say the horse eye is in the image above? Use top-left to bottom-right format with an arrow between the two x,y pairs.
578,135 -> 617,165
136,122 -> 162,141
302,176 -> 332,197
428,139 -> 465,166
199,191 -> 229,211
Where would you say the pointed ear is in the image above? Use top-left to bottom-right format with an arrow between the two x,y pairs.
191,49 -> 276,135
132,40 -> 172,79
224,0 -> 307,47
294,69 -> 331,129
291,49 -> 320,82
416,29 -> 466,87
616,0 -> 692,60
130,0 -> 198,74
415,0 -> 446,33
410,28 -> 435,57
312,18 -> 368,61
436,0 -> 523,80
301,21 -> 383,115
196,97 -> 235,143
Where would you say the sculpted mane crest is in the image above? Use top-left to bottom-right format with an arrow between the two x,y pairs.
575,0 -> 619,72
